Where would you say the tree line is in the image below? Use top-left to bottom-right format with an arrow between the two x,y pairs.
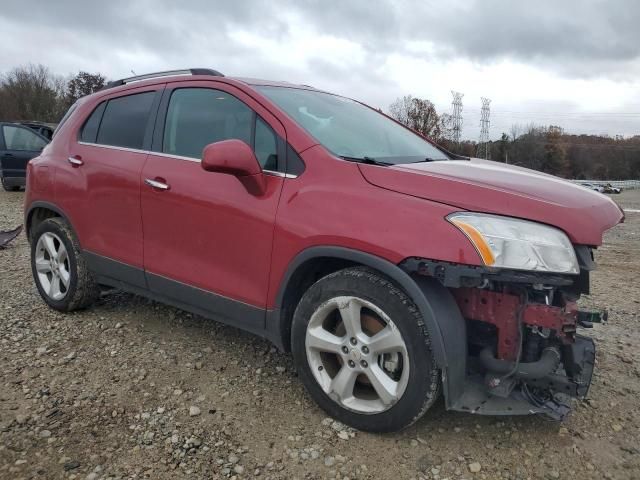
0,64 -> 105,124
1,65 -> 637,180
389,95 -> 640,180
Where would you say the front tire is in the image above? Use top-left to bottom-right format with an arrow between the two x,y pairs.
30,217 -> 99,311
291,267 -> 440,432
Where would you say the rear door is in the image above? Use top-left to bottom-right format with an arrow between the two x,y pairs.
56,87 -> 163,283
140,81 -> 287,327
0,123 -> 48,180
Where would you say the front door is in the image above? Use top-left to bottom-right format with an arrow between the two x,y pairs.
141,82 -> 287,329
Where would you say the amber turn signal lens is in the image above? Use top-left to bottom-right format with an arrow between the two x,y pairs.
450,219 -> 496,266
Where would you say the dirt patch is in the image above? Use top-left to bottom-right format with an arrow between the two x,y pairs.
1,189 -> 639,479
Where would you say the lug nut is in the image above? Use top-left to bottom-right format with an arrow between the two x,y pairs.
348,360 -> 356,368
360,360 -> 368,368
362,346 -> 369,354
341,346 -> 349,354
350,337 -> 357,345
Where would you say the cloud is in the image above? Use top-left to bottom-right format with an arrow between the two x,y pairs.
1,0 -> 639,138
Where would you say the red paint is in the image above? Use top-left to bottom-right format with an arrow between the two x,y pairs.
24,72 -> 624,315
453,288 -> 578,360
202,139 -> 262,176
359,159 -> 624,246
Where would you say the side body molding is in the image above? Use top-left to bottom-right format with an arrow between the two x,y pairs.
268,246 -> 467,407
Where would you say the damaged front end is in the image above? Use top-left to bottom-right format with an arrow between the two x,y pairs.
402,248 -> 605,421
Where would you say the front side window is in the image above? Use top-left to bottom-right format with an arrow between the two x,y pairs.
163,88 -> 253,159
2,125 -> 47,151
96,91 -> 156,149
257,86 -> 449,164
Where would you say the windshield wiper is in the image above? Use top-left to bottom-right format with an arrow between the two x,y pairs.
414,157 -> 448,163
340,156 -> 392,166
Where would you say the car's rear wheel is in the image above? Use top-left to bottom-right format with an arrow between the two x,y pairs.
291,267 -> 440,432
30,217 -> 99,311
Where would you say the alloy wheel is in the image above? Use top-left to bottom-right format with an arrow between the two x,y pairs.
305,296 -> 410,414
34,232 -> 71,301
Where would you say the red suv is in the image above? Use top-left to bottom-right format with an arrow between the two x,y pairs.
24,68 -> 623,432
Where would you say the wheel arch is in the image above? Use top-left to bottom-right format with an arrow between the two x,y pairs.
268,246 -> 467,406
25,201 -> 76,245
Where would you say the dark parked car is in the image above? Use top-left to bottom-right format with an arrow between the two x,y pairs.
24,68 -> 623,432
19,121 -> 57,140
0,122 -> 49,191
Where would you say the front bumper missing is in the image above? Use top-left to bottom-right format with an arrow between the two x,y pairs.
451,335 -> 595,421
449,286 -> 597,421
402,256 -> 602,421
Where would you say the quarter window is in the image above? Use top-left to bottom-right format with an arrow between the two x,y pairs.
54,102 -> 78,138
254,117 -> 278,170
96,91 -> 156,149
2,125 -> 47,151
80,102 -> 106,143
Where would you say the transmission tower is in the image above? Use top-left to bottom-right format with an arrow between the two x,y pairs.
450,91 -> 464,145
477,97 -> 491,159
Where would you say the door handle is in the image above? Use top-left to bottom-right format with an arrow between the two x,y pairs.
68,156 -> 83,166
144,178 -> 170,190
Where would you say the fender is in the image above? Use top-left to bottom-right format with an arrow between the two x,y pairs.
268,246 -> 467,407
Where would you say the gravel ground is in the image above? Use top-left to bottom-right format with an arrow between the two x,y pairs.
1,188 -> 639,480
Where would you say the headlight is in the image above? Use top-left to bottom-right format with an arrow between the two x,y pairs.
447,213 -> 579,274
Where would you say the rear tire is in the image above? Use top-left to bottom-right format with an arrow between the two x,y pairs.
30,217 -> 99,311
291,266 -> 440,432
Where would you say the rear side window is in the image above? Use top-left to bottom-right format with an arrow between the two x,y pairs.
96,91 -> 156,149
2,125 -> 47,151
163,88 -> 252,159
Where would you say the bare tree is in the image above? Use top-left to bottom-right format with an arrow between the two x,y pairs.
388,95 -> 413,125
389,95 -> 444,140
510,124 -> 522,142
0,64 -> 67,122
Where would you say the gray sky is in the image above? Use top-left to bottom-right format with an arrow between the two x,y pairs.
1,0 -> 639,139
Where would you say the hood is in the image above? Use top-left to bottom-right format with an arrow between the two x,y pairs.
358,158 -> 624,246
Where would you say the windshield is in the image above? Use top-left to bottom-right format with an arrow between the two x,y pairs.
256,86 -> 449,164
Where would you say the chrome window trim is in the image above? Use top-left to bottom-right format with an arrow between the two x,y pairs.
76,141 -> 298,178
263,170 -> 298,179
145,150 -> 199,163
77,141 -> 148,155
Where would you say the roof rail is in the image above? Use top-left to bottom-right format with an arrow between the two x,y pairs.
102,68 -> 224,90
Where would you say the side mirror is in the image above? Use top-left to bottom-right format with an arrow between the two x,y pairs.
201,139 -> 266,195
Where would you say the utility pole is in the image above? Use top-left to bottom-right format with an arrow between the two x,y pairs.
477,97 -> 491,159
450,91 -> 464,146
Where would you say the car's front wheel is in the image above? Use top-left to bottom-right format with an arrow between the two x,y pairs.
291,267 -> 440,432
30,217 -> 99,311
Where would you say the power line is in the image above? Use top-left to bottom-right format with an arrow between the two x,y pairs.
477,97 -> 491,159
450,91 -> 464,145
